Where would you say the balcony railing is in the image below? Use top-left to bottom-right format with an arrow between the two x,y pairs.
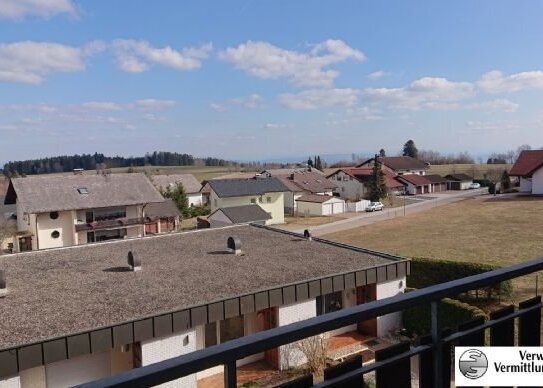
75,217 -> 158,232
78,256 -> 543,388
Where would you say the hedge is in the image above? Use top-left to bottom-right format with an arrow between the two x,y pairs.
402,289 -> 488,337
408,257 -> 513,300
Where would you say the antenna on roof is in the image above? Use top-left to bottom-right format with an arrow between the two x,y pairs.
303,229 -> 312,241
0,270 -> 6,297
227,237 -> 242,255
127,251 -> 142,271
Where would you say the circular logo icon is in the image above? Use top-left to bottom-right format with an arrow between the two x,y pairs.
459,349 -> 488,379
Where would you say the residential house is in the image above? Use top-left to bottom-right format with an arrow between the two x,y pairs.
207,204 -> 272,227
357,156 -> 429,176
445,174 -> 473,190
143,199 -> 181,234
0,224 -> 409,387
151,174 -> 203,207
295,194 -> 346,216
327,167 -> 404,200
3,173 -> 165,251
424,174 -> 449,192
0,198 -> 16,253
203,178 -> 289,225
509,150 -> 543,195
395,174 -> 433,195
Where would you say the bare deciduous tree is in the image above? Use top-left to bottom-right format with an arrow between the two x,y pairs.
294,334 -> 329,383
0,217 -> 16,255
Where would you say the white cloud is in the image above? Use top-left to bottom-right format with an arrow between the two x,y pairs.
210,94 -> 263,112
0,0 -> 77,20
367,70 -> 391,80
0,103 -> 58,112
467,99 -> 519,112
463,120 -> 520,133
111,39 -> 212,73
81,102 -> 124,111
477,70 -> 543,94
0,41 -> 102,84
279,88 -> 359,110
219,40 -> 365,88
134,99 -> 176,109
262,123 -> 292,129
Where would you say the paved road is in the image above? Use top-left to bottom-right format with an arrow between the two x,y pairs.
288,189 -> 487,237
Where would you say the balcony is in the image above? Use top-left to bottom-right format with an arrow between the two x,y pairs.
75,217 -> 151,232
78,256 -> 543,388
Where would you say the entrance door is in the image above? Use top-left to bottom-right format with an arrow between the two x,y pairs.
356,285 -> 377,336
258,308 -> 279,368
18,237 -> 32,252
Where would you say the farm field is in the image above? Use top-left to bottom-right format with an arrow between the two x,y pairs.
323,195 -> 543,302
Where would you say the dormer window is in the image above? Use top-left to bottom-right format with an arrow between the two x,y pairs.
77,187 -> 89,194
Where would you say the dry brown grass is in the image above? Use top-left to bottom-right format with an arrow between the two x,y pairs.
282,215 -> 346,230
324,196 -> 543,301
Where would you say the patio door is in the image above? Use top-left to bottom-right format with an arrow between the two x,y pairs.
258,307 -> 279,368
356,285 -> 377,336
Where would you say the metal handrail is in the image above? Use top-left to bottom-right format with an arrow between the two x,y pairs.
78,256 -> 543,388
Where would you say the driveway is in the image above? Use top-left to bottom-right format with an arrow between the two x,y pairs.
283,189 -> 487,236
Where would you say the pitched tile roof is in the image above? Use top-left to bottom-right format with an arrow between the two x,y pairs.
357,156 -> 428,171
445,174 -> 473,181
151,174 -> 202,194
5,173 -> 164,213
509,150 -> 543,177
144,199 -> 181,218
210,205 -> 272,223
424,174 -> 449,183
276,170 -> 337,193
396,174 -> 433,186
207,178 -> 289,198
296,194 -> 337,203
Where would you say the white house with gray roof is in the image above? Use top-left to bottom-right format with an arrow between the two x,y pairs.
4,173 -> 165,252
203,178 -> 289,225
0,224 -> 408,387
151,174 -> 203,207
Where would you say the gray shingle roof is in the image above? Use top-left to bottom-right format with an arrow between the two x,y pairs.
144,199 -> 181,218
296,194 -> 336,203
151,174 -> 202,194
207,178 -> 289,198
210,205 -> 272,223
6,173 -> 164,213
445,174 -> 473,181
0,225 -> 401,350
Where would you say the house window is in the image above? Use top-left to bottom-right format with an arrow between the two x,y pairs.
77,187 -> 89,194
49,211 -> 59,220
51,230 -> 60,239
316,291 -> 343,316
250,198 -> 256,204
266,196 -> 272,203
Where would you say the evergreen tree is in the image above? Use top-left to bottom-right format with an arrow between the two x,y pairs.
316,156 -> 323,171
379,149 -> 386,157
402,140 -> 418,159
307,157 -> 313,167
501,170 -> 511,191
369,157 -> 387,201
161,183 -> 189,217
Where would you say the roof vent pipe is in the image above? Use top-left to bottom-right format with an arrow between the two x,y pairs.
0,270 -> 6,297
227,237 -> 242,255
127,251 -> 142,271
303,229 -> 312,241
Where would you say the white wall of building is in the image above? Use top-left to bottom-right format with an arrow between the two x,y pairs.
296,198 -> 345,216
329,171 -> 366,201
519,177 -> 532,193
36,210 -> 75,250
277,299 -> 317,370
532,167 -> 543,195
210,191 -> 284,225
0,375 -> 20,388
141,329 -> 197,388
45,351 -> 111,388
376,278 -> 406,337
326,289 -> 357,337
187,193 -> 203,207
20,366 -> 46,388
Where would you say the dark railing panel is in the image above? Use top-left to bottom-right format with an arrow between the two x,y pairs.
375,341 -> 411,388
457,317 -> 486,347
519,296 -> 542,346
273,374 -> 313,388
418,328 -> 453,388
490,305 -> 515,346
323,354 -> 363,388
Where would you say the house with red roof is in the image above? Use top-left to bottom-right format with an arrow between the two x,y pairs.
509,150 -> 543,195
395,174 -> 433,195
326,167 -> 404,200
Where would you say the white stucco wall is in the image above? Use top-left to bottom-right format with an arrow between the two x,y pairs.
329,171 -> 366,200
210,190 -> 284,225
296,198 -> 345,216
277,299 -> 317,370
36,210 -> 75,250
0,375 -> 20,388
376,278 -> 406,337
520,177 -> 533,193
141,329 -> 197,388
187,193 -> 203,207
45,351 -> 111,388
532,167 -> 543,195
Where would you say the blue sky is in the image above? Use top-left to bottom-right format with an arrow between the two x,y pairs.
1,0 -> 543,163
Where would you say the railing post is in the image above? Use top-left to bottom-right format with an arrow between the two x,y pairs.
431,301 -> 443,388
224,361 -> 237,388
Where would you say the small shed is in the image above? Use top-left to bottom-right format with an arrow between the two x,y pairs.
395,174 -> 432,195
445,174 -> 473,190
424,175 -> 448,192
208,204 -> 272,227
295,194 -> 345,216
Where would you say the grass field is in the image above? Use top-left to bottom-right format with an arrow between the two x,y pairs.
323,195 -> 543,302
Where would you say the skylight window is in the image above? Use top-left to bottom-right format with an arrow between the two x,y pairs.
77,187 -> 89,194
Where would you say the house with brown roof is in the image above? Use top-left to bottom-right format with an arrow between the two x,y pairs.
151,174 -> 203,207
445,174 -> 473,190
3,173 -> 165,252
327,167 -> 404,200
357,156 -> 429,176
424,174 -> 449,192
295,194 -> 346,216
395,174 -> 433,195
510,150 -> 543,195
0,224 -> 409,387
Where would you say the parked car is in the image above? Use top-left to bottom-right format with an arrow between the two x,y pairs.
469,182 -> 481,189
366,201 -> 384,212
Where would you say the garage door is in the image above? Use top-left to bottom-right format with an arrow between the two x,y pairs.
416,186 -> 423,194
322,203 -> 332,215
46,352 -> 111,387
332,202 -> 344,214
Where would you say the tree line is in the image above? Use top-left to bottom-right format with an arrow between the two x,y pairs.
2,151 -> 236,176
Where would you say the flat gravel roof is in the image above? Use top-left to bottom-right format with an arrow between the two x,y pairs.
0,225 -> 397,350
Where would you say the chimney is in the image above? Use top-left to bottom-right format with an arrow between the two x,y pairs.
227,237 -> 242,255
127,251 -> 142,271
0,270 -> 6,297
303,229 -> 312,241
